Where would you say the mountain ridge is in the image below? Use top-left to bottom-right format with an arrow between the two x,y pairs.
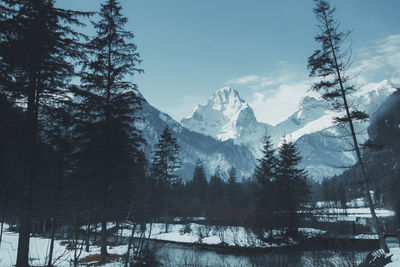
180,80 -> 397,181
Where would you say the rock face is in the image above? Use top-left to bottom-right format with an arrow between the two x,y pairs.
181,87 -> 271,158
180,80 -> 397,181
135,94 -> 256,181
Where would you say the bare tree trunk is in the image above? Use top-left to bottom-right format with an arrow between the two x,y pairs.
47,152 -> 65,267
42,214 -> 46,234
124,223 -> 137,267
85,205 -> 92,253
137,223 -> 148,260
16,76 -> 39,267
321,13 -> 389,252
100,216 -> 108,262
0,195 -> 7,247
47,216 -> 56,267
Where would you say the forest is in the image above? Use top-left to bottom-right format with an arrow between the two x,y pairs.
0,0 -> 399,266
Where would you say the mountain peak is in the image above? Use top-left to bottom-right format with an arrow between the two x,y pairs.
181,87 -> 263,142
208,87 -> 245,110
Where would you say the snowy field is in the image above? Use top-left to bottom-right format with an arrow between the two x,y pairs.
1,222 -> 399,267
118,222 -> 326,248
0,225 -> 128,267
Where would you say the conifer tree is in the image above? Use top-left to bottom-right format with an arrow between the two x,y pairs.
74,0 -> 143,261
0,1 -> 88,265
254,131 -> 277,235
207,167 -> 225,206
308,0 -> 388,251
150,127 -> 182,186
228,167 -> 237,185
191,159 -> 208,204
275,140 -> 309,236
41,100 -> 77,267
150,127 -> 181,231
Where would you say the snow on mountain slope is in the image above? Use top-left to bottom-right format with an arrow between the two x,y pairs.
135,95 -> 256,181
271,96 -> 330,143
180,80 -> 396,181
181,87 -> 270,157
287,80 -> 397,180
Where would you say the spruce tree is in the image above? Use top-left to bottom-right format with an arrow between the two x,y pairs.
207,167 -> 225,207
150,127 -> 181,229
228,167 -> 237,185
41,100 -> 76,267
74,0 -> 143,261
275,140 -> 309,236
150,127 -> 182,186
191,160 -> 208,203
308,0 -> 388,251
0,1 -> 88,265
254,131 -> 277,236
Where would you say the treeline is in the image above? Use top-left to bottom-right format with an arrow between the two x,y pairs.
314,89 -> 400,222
159,132 -> 311,238
6,0 -> 396,265
0,1 -> 312,265
0,0 -> 147,265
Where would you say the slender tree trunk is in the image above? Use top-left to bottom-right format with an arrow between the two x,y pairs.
41,214 -> 45,234
16,79 -> 38,267
0,195 -> 7,247
100,212 -> 108,262
73,214 -> 78,267
47,216 -> 56,267
124,223 -> 137,267
85,204 -> 92,253
321,13 -> 389,252
94,223 -> 97,242
47,154 -> 64,267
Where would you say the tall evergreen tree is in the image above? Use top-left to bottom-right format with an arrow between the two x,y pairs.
254,131 -> 277,236
150,126 -> 181,228
74,0 -> 143,261
207,167 -> 225,208
308,0 -> 388,251
275,140 -> 309,236
150,127 -> 182,186
191,160 -> 208,202
228,167 -> 237,185
0,1 -> 88,265
41,100 -> 76,267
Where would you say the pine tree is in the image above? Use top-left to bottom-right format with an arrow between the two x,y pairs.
208,167 -> 225,205
150,127 -> 182,186
191,159 -> 208,205
275,140 -> 309,236
41,100 -> 77,267
150,127 -> 181,230
73,0 -> 144,261
0,1 -> 88,265
308,0 -> 388,251
228,167 -> 237,185
254,131 -> 277,236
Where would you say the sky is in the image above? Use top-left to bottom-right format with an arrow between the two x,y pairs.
57,0 -> 400,125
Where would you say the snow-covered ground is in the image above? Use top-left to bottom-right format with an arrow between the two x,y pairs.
0,225 -> 128,267
387,248 -> 400,267
312,198 -> 395,223
117,222 -> 327,248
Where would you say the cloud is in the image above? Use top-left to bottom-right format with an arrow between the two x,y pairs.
226,33 -> 400,125
355,34 -> 400,85
226,63 -> 315,125
227,62 -> 305,92
249,79 -> 316,125
161,95 -> 204,122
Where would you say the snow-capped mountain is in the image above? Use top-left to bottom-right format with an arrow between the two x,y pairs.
181,80 -> 397,181
181,87 -> 270,157
294,80 -> 397,180
135,95 -> 256,181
